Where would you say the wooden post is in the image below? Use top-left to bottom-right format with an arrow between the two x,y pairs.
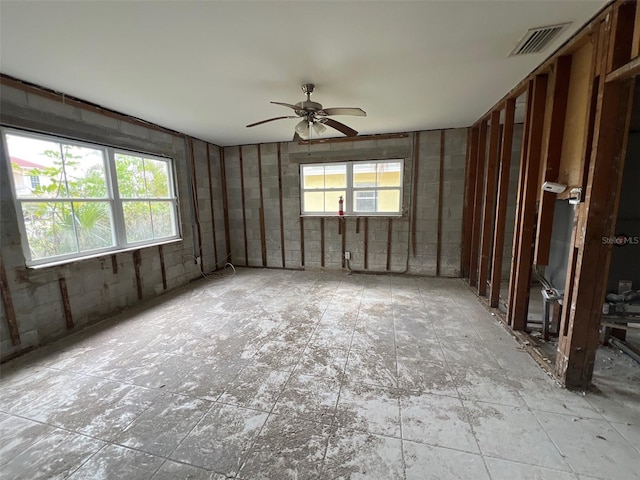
206,144 -> 219,269
411,132 -> 420,257
277,143 -> 286,268
556,8 -> 636,388
469,121 -> 487,286
58,278 -> 74,329
534,56 -> 572,266
436,130 -> 445,276
508,74 -> 548,331
257,145 -> 267,267
461,127 -> 478,278
0,253 -> 20,345
478,110 -> 501,296
239,146 -> 249,266
219,147 -> 231,263
490,98 -> 516,308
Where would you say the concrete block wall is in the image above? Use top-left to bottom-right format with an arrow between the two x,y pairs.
223,128 -> 467,276
0,83 -> 226,359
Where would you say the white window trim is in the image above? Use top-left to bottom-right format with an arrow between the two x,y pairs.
2,127 -> 181,267
300,159 -> 404,216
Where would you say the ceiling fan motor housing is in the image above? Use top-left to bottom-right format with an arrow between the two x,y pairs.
296,100 -> 323,113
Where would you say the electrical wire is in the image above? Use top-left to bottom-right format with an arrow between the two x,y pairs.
182,254 -> 236,280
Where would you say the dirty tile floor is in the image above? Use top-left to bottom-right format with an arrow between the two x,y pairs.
1,269 -> 638,479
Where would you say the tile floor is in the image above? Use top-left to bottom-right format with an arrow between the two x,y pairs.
0,269 -> 638,479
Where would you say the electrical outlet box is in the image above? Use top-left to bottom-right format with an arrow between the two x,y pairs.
344,252 -> 351,260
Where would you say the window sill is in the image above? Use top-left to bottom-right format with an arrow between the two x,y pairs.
26,238 -> 183,270
300,214 -> 404,219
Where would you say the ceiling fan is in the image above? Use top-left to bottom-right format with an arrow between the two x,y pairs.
246,83 -> 366,140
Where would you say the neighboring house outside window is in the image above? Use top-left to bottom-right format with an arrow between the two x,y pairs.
2,128 -> 181,267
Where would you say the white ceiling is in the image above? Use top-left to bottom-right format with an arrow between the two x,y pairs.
1,1 -> 607,147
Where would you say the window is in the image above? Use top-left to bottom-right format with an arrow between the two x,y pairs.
29,175 -> 40,189
3,128 -> 180,266
301,160 -> 403,215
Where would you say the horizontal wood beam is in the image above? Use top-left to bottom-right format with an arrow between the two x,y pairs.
605,55 -> 640,83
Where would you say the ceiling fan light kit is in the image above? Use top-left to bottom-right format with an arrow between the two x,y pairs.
247,83 -> 366,141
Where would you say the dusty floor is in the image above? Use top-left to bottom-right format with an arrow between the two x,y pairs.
0,269 -> 638,480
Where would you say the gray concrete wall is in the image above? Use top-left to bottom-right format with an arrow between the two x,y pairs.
0,83 -> 468,359
223,128 -> 468,276
0,84 -> 226,359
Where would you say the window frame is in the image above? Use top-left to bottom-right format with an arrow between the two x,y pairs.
2,127 -> 181,268
300,159 -> 404,216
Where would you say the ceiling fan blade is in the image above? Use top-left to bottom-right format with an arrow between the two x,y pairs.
293,132 -> 303,142
323,118 -> 358,137
246,116 -> 296,128
321,107 -> 366,117
271,101 -> 302,111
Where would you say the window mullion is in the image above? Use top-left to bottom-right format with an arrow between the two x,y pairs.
58,144 -> 82,253
107,148 -> 126,247
346,162 -> 354,215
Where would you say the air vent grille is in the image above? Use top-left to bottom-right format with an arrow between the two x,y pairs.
509,23 -> 570,56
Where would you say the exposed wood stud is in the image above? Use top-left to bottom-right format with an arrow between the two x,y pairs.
509,74 -> 548,331
257,145 -> 267,267
386,218 -> 393,271
364,218 -> 369,269
277,143 -> 286,268
111,254 -> 118,274
633,0 -> 640,58
508,82 -> 535,321
0,254 -> 20,346
58,278 -> 74,330
556,10 -> 636,388
437,130 -> 445,276
341,219 -> 346,269
206,144 -> 219,269
490,98 -> 516,308
411,132 -> 420,257
188,137 -> 204,269
133,250 -> 143,300
320,218 -> 325,268
581,40 -> 602,196
300,217 -> 305,267
219,147 -> 231,263
606,1 -> 636,74
535,56 -> 572,265
558,79 -> 634,387
239,146 -> 249,266
469,120 -> 487,286
461,127 -> 479,278
159,245 -> 167,290
478,110 -> 501,296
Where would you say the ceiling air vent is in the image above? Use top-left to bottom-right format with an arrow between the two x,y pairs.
509,23 -> 570,56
